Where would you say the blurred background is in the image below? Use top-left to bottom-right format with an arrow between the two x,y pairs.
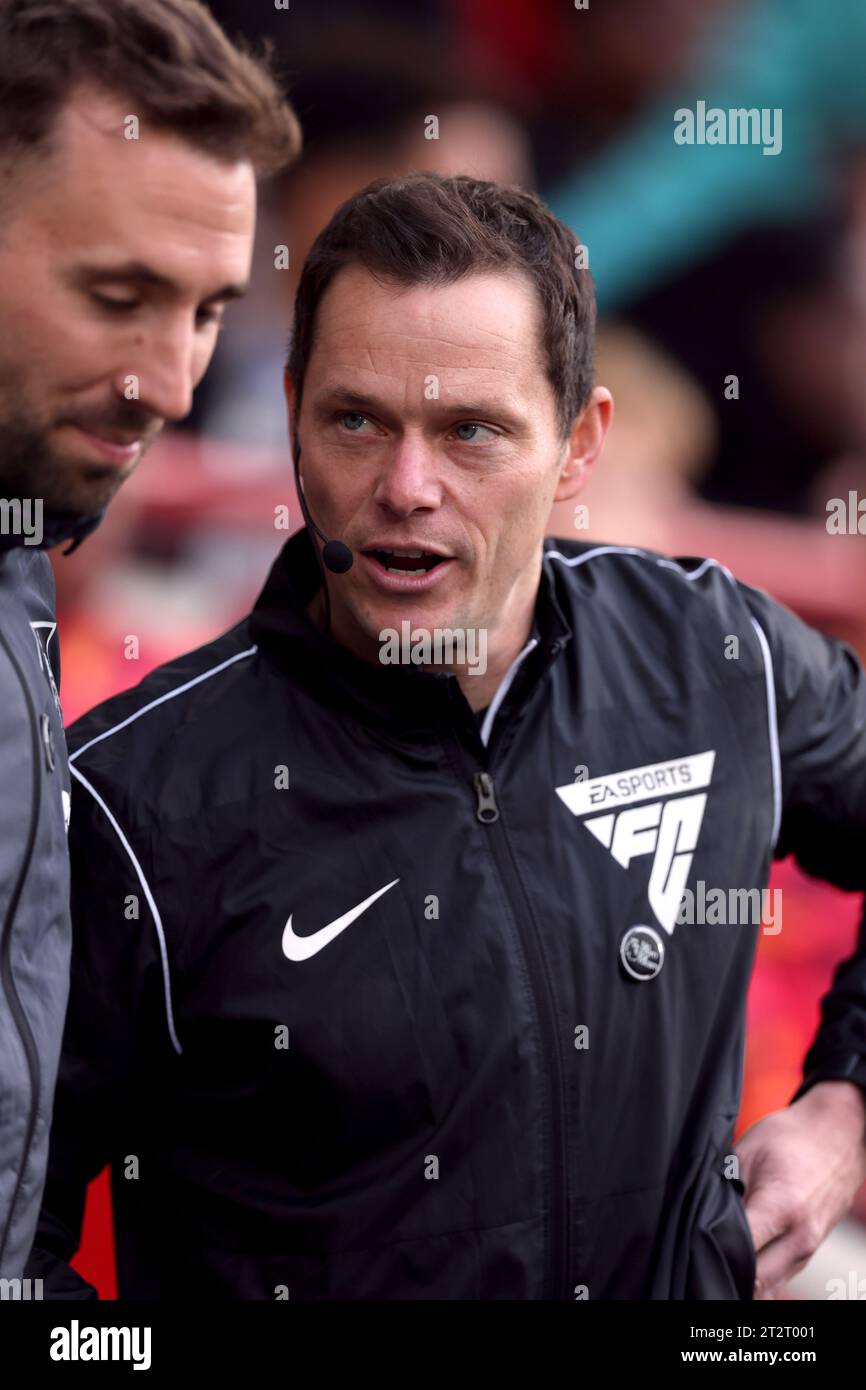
56,0 -> 866,1298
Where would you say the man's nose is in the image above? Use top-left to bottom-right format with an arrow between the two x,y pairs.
116,320 -> 199,424
373,437 -> 442,515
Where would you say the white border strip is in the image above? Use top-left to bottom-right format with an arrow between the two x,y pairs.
749,616 -> 783,851
69,645 -> 258,764
479,637 -> 539,747
70,764 -> 183,1056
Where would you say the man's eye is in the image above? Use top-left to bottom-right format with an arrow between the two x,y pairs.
91,292 -> 138,312
196,306 -> 225,329
338,412 -> 372,432
91,293 -> 223,330
453,422 -> 496,444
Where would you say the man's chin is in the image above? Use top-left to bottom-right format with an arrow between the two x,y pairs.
351,597 -> 473,657
52,456 -> 139,515
45,480 -> 120,519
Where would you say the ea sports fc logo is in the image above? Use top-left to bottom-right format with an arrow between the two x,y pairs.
555,752 -> 715,936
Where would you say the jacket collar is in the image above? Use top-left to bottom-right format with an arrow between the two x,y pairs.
0,506 -> 105,555
249,528 -> 573,744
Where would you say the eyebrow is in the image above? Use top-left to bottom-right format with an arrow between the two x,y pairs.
77,260 -> 249,303
311,387 -> 527,430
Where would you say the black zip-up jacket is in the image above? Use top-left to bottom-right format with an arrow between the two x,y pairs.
29,529 -> 866,1299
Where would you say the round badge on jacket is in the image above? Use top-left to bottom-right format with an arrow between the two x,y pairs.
620,924 -> 665,981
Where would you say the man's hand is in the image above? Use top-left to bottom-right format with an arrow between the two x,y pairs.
736,1080 -> 866,1298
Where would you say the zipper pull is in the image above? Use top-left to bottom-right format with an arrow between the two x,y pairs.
474,771 -> 499,823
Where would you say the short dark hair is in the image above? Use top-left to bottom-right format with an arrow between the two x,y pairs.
287,172 -> 596,439
0,0 -> 301,176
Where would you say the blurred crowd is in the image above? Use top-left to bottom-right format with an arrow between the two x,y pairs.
54,0 -> 866,1295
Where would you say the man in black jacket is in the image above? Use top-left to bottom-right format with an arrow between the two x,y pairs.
32,172 -> 866,1300
0,0 -> 299,1283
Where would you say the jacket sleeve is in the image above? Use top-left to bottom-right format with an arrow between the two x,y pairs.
740,583 -> 866,1105
25,764 -> 170,1298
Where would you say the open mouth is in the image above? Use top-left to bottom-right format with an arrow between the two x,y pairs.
365,548 -> 448,577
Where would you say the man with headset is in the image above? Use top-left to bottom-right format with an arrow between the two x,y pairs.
30,171 -> 866,1300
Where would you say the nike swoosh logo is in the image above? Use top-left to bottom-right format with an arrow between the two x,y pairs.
281,879 -> 400,962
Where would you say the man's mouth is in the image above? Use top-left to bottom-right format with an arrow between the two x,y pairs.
58,417 -> 160,468
359,546 -> 456,593
365,547 -> 448,576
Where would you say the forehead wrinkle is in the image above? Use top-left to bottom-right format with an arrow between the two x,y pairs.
320,348 -> 530,393
321,362 -> 529,404
320,324 -> 526,356
321,338 -> 527,382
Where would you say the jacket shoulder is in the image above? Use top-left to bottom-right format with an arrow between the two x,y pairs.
67,620 -> 258,804
543,536 -> 759,626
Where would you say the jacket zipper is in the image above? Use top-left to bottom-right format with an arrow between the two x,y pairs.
0,628 -> 45,1269
464,756 -> 569,1299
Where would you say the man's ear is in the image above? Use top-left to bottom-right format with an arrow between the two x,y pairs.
283,368 -> 297,444
554,386 -> 613,503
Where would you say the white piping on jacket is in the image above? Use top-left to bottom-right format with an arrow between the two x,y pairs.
68,644 -> 258,1056
69,645 -> 258,764
70,764 -> 183,1056
749,617 -> 783,851
478,636 -> 540,748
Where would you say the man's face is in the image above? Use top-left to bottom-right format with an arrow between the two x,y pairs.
0,84 -> 256,517
290,265 -> 608,666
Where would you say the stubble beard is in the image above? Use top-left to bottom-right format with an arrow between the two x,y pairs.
0,400 -> 143,517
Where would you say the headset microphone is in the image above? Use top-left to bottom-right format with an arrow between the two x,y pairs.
292,435 -> 354,574
321,537 -> 353,575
